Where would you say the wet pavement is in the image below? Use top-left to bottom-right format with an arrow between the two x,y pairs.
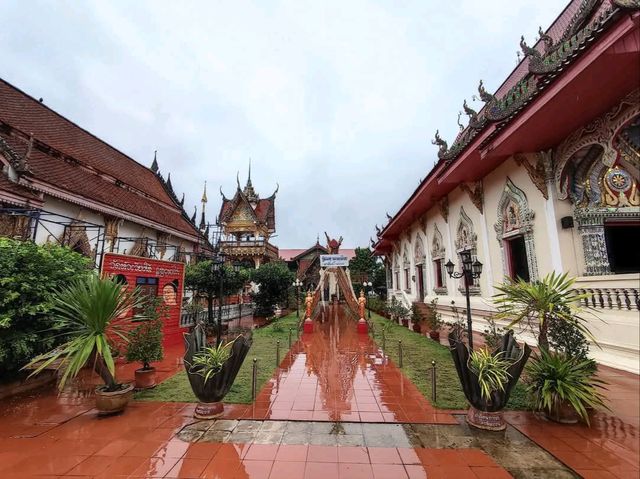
251,304 -> 456,424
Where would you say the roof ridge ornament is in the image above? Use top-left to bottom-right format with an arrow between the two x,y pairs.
151,150 -> 159,173
432,130 -> 449,159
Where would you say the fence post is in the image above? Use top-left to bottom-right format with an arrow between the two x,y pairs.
288,328 -> 293,349
431,360 -> 437,403
251,358 -> 258,401
398,340 -> 403,368
276,340 -> 281,367
382,331 -> 386,357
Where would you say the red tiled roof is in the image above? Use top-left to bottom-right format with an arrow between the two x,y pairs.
0,79 -> 201,238
280,249 -> 308,261
280,246 -> 356,262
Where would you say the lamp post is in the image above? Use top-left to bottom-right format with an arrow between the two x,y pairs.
445,250 -> 483,351
362,281 -> 373,319
292,279 -> 303,318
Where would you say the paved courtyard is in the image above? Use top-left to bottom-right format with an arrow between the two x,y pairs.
0,309 -> 638,478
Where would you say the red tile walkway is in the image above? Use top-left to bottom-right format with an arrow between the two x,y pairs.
250,304 -> 457,424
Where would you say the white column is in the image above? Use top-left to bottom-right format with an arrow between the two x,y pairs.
479,212 -> 495,296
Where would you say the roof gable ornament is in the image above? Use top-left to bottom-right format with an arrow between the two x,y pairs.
151,150 -> 159,173
190,206 -> 197,224
460,180 -> 484,214
431,130 -> 448,159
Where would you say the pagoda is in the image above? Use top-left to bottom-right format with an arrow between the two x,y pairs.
217,165 -> 278,267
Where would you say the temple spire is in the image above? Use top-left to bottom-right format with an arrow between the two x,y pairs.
243,159 -> 259,203
151,150 -> 159,173
199,182 -> 207,230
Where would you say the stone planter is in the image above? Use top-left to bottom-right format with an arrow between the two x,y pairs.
429,330 -> 440,341
195,401 -> 224,419
401,319 -> 409,328
134,367 -> 157,389
95,383 -> 134,415
467,405 -> 506,431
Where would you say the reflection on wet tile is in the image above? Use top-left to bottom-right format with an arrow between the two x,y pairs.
251,305 -> 456,424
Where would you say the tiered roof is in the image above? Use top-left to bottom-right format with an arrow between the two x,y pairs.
218,173 -> 277,232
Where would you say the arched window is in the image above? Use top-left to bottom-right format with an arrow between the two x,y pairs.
494,178 -> 538,282
402,245 -> 411,292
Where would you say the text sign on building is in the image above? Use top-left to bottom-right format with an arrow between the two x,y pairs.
100,253 -> 186,347
320,254 -> 349,267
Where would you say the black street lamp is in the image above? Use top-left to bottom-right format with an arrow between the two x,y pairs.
445,250 -> 483,350
292,279 -> 303,318
362,281 -> 373,319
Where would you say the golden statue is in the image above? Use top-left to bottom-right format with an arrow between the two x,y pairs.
358,289 -> 366,320
305,290 -> 313,319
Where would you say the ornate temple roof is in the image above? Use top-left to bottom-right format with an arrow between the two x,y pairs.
218,173 -> 277,232
0,78 -> 203,240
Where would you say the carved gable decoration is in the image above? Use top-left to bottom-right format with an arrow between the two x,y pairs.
61,220 -> 93,258
555,90 -> 640,201
495,179 -> 535,238
431,224 -> 446,259
460,181 -> 484,214
414,236 -> 426,264
402,245 -> 410,268
455,206 -> 477,252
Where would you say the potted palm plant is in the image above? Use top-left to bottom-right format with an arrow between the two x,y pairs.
183,322 -> 251,419
126,297 -> 165,389
527,349 -> 607,424
449,329 -> 531,430
25,275 -> 146,415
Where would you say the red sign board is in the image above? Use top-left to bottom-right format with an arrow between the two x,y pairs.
101,253 -> 186,347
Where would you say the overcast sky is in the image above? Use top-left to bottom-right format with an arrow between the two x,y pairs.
1,0 -> 562,248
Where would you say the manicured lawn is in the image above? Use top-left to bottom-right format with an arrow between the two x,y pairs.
135,312 -> 301,404
368,312 -> 529,410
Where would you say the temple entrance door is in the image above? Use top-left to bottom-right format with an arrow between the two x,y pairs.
416,265 -> 424,302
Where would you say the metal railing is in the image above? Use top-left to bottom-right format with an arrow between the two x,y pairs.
180,302 -> 255,327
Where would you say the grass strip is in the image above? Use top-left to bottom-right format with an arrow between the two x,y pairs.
368,312 -> 528,410
135,312 -> 301,404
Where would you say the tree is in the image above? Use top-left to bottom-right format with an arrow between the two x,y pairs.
0,238 -> 91,380
185,261 -> 249,329
251,262 -> 294,317
349,247 -> 386,296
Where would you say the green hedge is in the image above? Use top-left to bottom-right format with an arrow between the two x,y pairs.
0,238 -> 90,380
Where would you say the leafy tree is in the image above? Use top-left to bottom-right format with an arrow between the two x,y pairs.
349,247 -> 386,296
0,238 -> 91,380
251,262 -> 294,317
185,260 -> 249,327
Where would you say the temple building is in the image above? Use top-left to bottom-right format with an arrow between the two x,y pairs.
0,78 -> 209,266
217,168 -> 279,268
280,234 -> 356,290
373,0 -> 640,373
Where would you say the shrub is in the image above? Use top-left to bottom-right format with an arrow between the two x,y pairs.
0,238 -> 91,380
526,349 -> 608,425
468,348 -> 512,403
423,298 -> 443,330
126,297 -> 166,370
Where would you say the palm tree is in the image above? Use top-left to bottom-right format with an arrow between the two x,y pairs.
493,272 -> 593,351
25,275 -> 146,391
